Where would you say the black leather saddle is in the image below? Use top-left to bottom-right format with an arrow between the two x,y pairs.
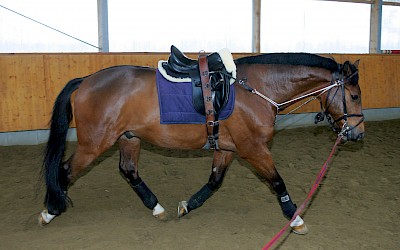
160,45 -> 233,116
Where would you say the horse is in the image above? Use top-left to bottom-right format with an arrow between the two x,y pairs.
38,50 -> 364,235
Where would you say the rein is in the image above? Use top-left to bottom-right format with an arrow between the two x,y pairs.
238,78 -> 341,112
238,77 -> 341,124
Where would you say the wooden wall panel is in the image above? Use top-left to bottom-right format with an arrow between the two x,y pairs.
0,55 -> 48,131
0,53 -> 399,132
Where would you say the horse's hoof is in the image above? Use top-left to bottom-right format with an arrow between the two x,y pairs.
38,214 -> 47,227
290,215 -> 308,235
291,223 -> 308,235
152,203 -> 167,220
153,211 -> 167,220
177,201 -> 188,218
38,210 -> 56,226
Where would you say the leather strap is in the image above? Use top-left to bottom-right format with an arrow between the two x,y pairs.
198,52 -> 218,150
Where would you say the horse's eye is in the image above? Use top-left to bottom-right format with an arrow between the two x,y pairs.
351,94 -> 359,101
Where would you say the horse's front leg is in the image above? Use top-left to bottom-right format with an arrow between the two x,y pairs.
118,135 -> 166,220
178,150 -> 234,217
238,144 -> 308,235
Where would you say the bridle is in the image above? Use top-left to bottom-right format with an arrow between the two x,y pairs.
237,66 -> 364,139
315,70 -> 364,138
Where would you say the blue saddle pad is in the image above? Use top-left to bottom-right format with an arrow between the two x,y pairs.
156,69 -> 235,124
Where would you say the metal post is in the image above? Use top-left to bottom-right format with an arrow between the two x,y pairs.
97,0 -> 109,52
252,0 -> 261,53
369,0 -> 382,53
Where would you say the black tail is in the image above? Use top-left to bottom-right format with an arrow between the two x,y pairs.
42,78 -> 83,215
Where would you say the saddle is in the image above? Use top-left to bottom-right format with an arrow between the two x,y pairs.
158,45 -> 236,149
160,45 -> 235,114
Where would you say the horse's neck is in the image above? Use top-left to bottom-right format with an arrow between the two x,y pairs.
266,66 -> 332,105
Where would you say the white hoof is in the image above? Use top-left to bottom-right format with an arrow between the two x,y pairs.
177,201 -> 188,218
38,210 -> 56,226
152,203 -> 166,220
290,215 -> 308,235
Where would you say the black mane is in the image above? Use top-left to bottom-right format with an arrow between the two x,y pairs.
235,53 -> 339,72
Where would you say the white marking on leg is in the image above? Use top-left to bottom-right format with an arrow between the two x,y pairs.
152,203 -> 165,217
290,215 -> 304,227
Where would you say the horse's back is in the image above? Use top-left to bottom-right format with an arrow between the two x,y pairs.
73,66 -> 158,140
77,65 -> 155,97
75,65 -> 156,106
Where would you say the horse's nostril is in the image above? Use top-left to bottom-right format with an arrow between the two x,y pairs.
357,132 -> 364,141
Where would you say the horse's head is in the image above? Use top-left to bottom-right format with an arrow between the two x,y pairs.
318,60 -> 365,142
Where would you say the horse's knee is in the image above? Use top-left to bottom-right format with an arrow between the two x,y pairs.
119,167 -> 140,186
118,151 -> 137,183
208,167 -> 227,191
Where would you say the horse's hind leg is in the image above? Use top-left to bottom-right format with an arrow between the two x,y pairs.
39,139 -> 115,225
178,150 -> 234,217
118,135 -> 166,219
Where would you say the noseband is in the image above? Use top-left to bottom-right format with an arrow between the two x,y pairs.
315,71 -> 364,138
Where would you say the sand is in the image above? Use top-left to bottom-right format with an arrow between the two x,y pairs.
0,119 -> 399,249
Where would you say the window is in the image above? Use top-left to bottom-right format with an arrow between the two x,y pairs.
261,0 -> 370,53
108,0 -> 251,52
381,5 -> 400,50
0,0 -> 397,53
0,0 -> 98,52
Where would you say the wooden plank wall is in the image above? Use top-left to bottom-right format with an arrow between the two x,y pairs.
0,53 -> 399,132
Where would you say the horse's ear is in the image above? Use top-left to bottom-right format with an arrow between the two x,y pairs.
342,61 -> 350,74
353,59 -> 360,69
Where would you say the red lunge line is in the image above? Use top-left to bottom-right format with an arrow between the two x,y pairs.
262,136 -> 342,250
381,50 -> 400,54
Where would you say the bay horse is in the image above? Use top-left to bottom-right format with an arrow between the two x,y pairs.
39,50 -> 364,235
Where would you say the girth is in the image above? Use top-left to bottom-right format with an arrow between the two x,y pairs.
198,52 -> 219,150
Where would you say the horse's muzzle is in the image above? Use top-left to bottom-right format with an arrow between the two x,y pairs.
343,130 -> 364,142
352,132 -> 364,141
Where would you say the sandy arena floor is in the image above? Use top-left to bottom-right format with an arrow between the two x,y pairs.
0,119 -> 399,249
